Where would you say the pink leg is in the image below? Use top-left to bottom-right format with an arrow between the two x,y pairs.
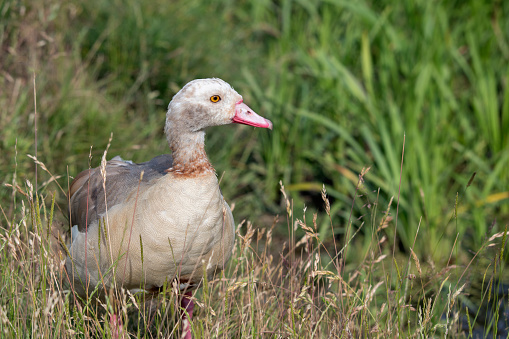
180,291 -> 194,339
109,313 -> 123,339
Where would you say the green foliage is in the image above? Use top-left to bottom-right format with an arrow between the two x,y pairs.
234,0 -> 509,260
1,0 -> 508,260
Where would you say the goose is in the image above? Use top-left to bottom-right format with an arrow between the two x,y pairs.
65,78 -> 272,338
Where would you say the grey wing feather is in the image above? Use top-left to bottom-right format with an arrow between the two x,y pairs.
69,154 -> 173,232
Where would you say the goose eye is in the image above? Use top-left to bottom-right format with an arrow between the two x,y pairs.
210,95 -> 221,103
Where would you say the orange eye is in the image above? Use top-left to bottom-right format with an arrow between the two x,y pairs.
210,95 -> 221,103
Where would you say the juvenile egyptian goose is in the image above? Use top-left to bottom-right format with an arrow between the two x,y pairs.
65,78 -> 272,338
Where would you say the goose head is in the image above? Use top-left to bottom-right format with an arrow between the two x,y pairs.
165,78 -> 272,135
164,78 -> 272,174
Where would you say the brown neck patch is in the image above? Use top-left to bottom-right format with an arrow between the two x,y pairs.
166,145 -> 215,178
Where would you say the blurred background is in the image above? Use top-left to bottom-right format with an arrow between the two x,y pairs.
1,0 -> 508,267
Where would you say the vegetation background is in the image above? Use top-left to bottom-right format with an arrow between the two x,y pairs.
1,0 -> 508,337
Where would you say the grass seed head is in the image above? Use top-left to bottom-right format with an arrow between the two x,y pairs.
321,184 -> 330,215
410,248 -> 422,276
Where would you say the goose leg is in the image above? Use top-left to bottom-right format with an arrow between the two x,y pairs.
109,313 -> 123,339
180,291 -> 194,339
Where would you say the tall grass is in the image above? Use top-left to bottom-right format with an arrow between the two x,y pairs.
0,174 -> 506,337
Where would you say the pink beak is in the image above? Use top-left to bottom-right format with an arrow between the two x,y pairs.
232,100 -> 273,130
